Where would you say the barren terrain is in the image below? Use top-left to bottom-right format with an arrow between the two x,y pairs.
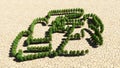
0,0 -> 120,68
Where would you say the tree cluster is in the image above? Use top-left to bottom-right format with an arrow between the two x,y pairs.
10,8 -> 104,62
69,33 -> 80,40
65,13 -> 82,19
27,43 -> 52,52
30,37 -> 50,44
11,31 -> 25,56
48,8 -> 84,16
88,24 -> 103,45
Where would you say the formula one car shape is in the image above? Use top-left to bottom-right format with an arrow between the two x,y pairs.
10,8 -> 104,62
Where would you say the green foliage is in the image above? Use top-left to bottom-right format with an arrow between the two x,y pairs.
24,34 -> 33,46
10,8 -> 104,61
65,13 -> 82,19
81,29 -> 85,38
94,15 -> 104,33
27,44 -> 52,52
48,8 -> 84,16
31,37 -> 50,44
41,17 -> 49,24
80,50 -> 85,55
45,13 -> 51,19
69,50 -> 77,56
11,31 -> 24,56
85,49 -> 89,54
56,39 -> 69,51
76,50 -> 80,56
52,50 -> 58,57
74,33 -> 80,39
28,22 -> 36,33
66,23 -> 75,37
57,50 -> 63,55
33,54 -> 39,59
16,49 -> 23,61
22,30 -> 30,37
65,26 -> 70,31
63,50 -> 68,55
23,56 -> 27,61
92,15 -> 100,28
88,24 -> 103,45
69,33 -> 80,40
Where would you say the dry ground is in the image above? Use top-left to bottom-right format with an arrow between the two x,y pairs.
0,0 -> 120,68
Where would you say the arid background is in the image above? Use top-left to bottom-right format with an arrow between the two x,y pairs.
0,0 -> 120,68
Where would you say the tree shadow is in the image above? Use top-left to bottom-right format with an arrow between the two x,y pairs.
86,38 -> 98,48
48,24 -> 52,26
23,41 -> 28,47
9,47 -> 13,57
40,22 -> 47,26
84,28 -> 98,48
13,58 -> 22,62
87,19 -> 93,25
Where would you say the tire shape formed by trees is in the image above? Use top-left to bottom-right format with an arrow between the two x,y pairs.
10,8 -> 104,62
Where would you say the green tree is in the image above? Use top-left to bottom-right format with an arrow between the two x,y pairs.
74,33 -> 80,39
85,49 -> 89,54
81,29 -> 85,38
80,50 -> 85,55
76,50 -> 80,56
16,49 -> 23,61
34,54 -> 38,59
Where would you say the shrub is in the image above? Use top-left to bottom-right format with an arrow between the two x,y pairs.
46,13 -> 51,19
27,45 -> 51,52
22,30 -> 30,37
31,37 -> 50,44
10,8 -> 104,61
25,34 -> 32,45
16,49 -> 23,61
85,49 -> 89,54
49,42 -> 52,50
94,15 -> 104,33
33,54 -> 38,59
26,55 -> 31,60
74,33 -> 80,39
29,54 -> 34,60
11,31 -> 24,56
40,53 -> 47,58
23,56 -> 27,61
52,50 -> 58,57
11,45 -> 17,56
69,50 -> 73,55
38,53 -> 41,58
81,29 -> 85,38
88,24 -> 103,45
80,50 -> 85,55
76,50 -> 80,56
72,50 -> 76,55
65,13 -> 82,19
69,33 -> 80,40
66,26 -> 70,31
91,34 -> 100,45
69,50 -> 77,56
48,51 -> 58,57
28,23 -> 35,33
66,24 -> 75,37
69,34 -> 74,40
92,16 -> 100,28
63,50 -> 68,55
57,50 -> 63,55
40,17 -> 48,24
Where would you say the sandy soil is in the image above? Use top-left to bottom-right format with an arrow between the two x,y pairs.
0,0 -> 120,68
